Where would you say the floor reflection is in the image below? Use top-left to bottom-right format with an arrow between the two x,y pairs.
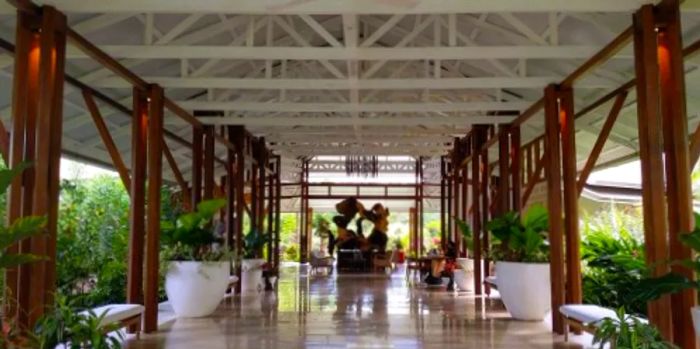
124,264 -> 589,349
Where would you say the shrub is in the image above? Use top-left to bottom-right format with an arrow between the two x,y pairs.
581,207 -> 647,315
283,244 -> 299,262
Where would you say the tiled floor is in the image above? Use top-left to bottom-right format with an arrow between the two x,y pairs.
124,264 -> 591,349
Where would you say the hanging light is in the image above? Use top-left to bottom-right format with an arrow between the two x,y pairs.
345,156 -> 379,177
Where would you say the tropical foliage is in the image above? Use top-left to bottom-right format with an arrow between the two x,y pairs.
593,308 -> 676,349
243,228 -> 269,259
454,218 -> 475,256
160,198 -> 227,261
631,212 -> 700,304
581,212 -> 647,315
0,163 -> 47,270
485,204 -> 550,263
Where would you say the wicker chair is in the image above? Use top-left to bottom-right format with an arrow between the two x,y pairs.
310,250 -> 334,275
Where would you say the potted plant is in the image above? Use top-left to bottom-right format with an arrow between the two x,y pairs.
161,198 -> 230,317
631,212 -> 700,335
454,218 -> 476,292
592,307 -> 677,349
485,204 -> 550,320
241,228 -> 269,292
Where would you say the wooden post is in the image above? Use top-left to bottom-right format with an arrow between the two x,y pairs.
658,1 -> 697,344
191,127 -> 203,208
7,6 -> 67,326
497,125 -> 510,215
230,126 -> 245,293
225,141 -> 235,249
300,159 -> 309,264
559,86 -> 583,306
446,160 -> 453,249
633,5 -> 674,339
274,156 -> 282,270
127,87 -> 147,324
418,157 -> 424,255
543,84 -> 566,334
460,146 -> 468,257
471,126 -> 485,294
143,84 -> 163,333
479,127 -> 491,295
267,158 -> 274,264
203,126 -> 215,201
509,126 -> 522,212
440,156 -> 446,250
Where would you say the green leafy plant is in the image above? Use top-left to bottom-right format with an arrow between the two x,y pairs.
581,221 -> 647,315
631,212 -> 700,303
161,198 -> 228,261
30,295 -> 122,349
592,307 -> 677,349
243,228 -> 269,259
393,237 -> 404,250
0,163 -> 47,269
454,218 -> 475,257
485,204 -> 549,263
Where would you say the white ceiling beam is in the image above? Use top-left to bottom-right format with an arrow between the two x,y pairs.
92,76 -> 615,90
272,15 -> 345,78
154,14 -> 205,45
65,45 -> 620,61
177,101 -> 530,113
360,14 -> 405,47
7,1 -> 654,14
498,13 -> 548,45
196,114 -> 515,126
298,14 -> 342,47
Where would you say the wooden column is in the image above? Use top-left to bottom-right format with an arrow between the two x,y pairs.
258,141 -> 267,243
460,145 -> 468,257
230,126 -> 245,293
446,160 -> 453,249
267,160 -> 274,264
471,126 -> 485,294
127,87 -> 147,322
144,84 -> 164,333
558,86 -> 582,307
225,140 -> 235,250
274,156 -> 282,270
510,126 -> 522,212
497,125 -> 510,215
203,126 -> 215,201
479,127 -> 491,294
543,84 -> 566,334
191,127 -> 203,208
658,2 -> 696,347
8,5 -> 67,327
418,157 -> 425,255
250,141 -> 259,233
440,156 -> 447,250
300,159 -> 309,264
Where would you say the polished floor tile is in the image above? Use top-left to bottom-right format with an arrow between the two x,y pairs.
124,265 -> 591,349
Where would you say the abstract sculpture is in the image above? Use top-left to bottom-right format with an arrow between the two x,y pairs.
333,197 -> 390,252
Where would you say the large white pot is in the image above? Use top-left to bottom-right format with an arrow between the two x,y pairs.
165,261 -> 229,318
455,258 -> 474,292
495,261 -> 551,321
241,258 -> 265,292
691,306 -> 700,336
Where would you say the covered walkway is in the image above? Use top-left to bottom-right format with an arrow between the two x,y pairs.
123,266 -> 575,349
1,0 -> 700,348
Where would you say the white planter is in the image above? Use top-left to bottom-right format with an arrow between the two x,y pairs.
241,258 -> 265,292
455,258 -> 475,292
165,261 -> 229,318
692,306 -> 700,336
495,261 -> 551,321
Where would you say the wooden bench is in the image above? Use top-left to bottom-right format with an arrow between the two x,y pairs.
82,304 -> 144,339
559,304 -> 647,341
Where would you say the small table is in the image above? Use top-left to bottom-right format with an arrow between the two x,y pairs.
406,256 -> 446,280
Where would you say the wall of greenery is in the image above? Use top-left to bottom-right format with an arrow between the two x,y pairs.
580,204 -> 647,315
56,176 -> 179,308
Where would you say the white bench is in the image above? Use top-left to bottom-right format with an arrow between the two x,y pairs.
559,304 -> 647,341
81,304 -> 144,339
